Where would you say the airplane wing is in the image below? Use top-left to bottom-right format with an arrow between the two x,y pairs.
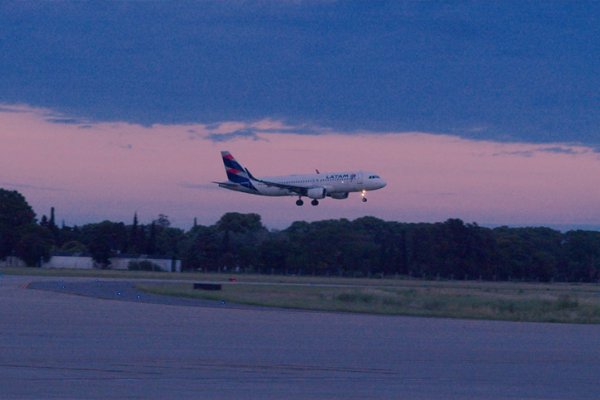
254,178 -> 311,196
242,168 -> 313,196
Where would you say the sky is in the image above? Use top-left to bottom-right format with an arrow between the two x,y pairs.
0,1 -> 599,230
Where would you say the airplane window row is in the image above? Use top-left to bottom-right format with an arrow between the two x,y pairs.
283,176 -> 359,184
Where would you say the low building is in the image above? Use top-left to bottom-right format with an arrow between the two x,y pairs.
1,254 -> 181,272
0,256 -> 26,268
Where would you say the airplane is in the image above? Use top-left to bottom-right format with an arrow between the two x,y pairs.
214,151 -> 386,206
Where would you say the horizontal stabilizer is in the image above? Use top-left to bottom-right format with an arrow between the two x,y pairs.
212,181 -> 239,189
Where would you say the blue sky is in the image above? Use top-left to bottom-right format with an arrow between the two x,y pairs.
1,1 -> 599,230
1,1 -> 598,145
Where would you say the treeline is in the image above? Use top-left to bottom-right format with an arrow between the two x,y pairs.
182,214 -> 600,282
1,188 -> 600,282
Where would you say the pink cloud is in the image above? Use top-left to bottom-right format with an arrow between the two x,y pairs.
1,104 -> 599,229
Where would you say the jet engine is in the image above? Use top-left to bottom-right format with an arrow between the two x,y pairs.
306,187 -> 327,199
328,192 -> 349,200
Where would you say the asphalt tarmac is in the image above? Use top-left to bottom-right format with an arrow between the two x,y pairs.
2,274 -> 600,399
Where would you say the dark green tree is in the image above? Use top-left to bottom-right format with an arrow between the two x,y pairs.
561,231 -> 600,282
216,212 -> 265,234
155,214 -> 171,228
155,226 -> 185,257
130,212 -> 139,253
258,236 -> 290,274
146,222 -> 157,255
179,225 -> 221,271
60,240 -> 88,254
215,213 -> 268,271
82,221 -> 127,268
0,189 -> 37,260
14,224 -> 53,267
49,207 -> 57,230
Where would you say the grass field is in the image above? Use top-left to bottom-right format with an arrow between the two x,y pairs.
139,278 -> 600,324
4,266 -> 600,323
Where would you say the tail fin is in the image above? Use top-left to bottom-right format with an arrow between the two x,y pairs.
221,151 -> 253,184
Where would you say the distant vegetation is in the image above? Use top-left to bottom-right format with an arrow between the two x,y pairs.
138,280 -> 600,324
1,188 -> 600,282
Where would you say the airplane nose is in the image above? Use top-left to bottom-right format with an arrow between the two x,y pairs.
379,179 -> 387,188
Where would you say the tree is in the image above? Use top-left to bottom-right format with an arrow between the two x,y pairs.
154,214 -> 171,228
88,239 -> 112,268
146,222 -> 157,255
49,207 -> 56,230
129,212 -> 145,254
60,240 -> 88,254
258,236 -> 290,274
493,227 -> 562,281
561,231 -> 600,282
155,226 -> 185,257
179,225 -> 221,271
14,224 -> 53,267
82,221 -> 127,268
216,212 -> 265,234
214,213 -> 268,271
5,197 -> 600,283
0,189 -> 37,260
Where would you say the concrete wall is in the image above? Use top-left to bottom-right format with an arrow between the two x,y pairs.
44,256 -> 94,269
108,257 -> 181,272
0,256 -> 26,268
2,255 -> 181,272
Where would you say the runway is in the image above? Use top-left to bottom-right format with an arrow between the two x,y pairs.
2,274 -> 600,399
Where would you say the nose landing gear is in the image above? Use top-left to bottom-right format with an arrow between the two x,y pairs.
361,190 -> 368,202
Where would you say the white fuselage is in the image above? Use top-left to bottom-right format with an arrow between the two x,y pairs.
216,151 -> 386,204
221,170 -> 386,198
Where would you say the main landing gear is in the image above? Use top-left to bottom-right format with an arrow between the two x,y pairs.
295,197 -> 320,206
297,193 -> 369,205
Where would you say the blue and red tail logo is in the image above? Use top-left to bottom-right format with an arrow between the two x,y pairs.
221,151 -> 257,191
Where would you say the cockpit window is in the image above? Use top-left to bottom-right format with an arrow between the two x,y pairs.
368,175 -> 380,179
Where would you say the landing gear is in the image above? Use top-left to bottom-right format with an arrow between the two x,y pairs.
361,190 -> 368,203
296,198 -> 304,206
311,199 -> 319,206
